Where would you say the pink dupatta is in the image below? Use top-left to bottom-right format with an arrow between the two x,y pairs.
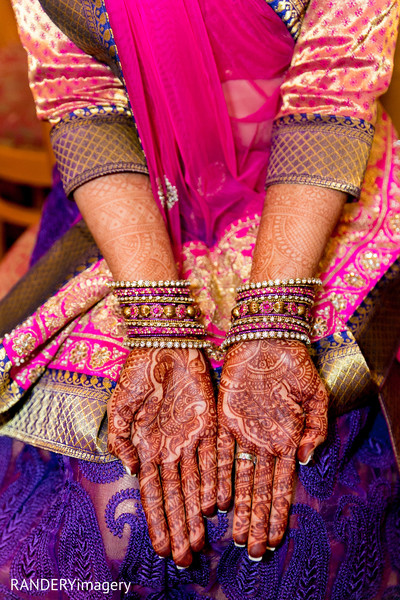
104,0 -> 294,255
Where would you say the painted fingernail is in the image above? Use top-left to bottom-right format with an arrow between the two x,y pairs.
248,554 -> 262,562
124,465 -> 134,476
176,565 -> 189,570
234,542 -> 246,548
266,546 -> 276,552
299,452 -> 314,466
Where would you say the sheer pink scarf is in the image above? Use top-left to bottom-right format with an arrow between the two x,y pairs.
105,0 -> 294,258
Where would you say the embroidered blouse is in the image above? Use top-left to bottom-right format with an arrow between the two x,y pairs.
11,0 -> 399,197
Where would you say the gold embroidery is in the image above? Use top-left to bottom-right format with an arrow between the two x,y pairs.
69,341 -> 89,365
0,369 -> 113,462
0,345 -> 24,412
89,345 -> 112,369
265,0 -> 308,39
51,114 -> 148,196
266,115 -> 374,198
12,333 -> 36,357
311,330 -> 371,415
183,217 -> 259,337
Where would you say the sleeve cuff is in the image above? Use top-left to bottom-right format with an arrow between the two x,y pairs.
265,114 -> 375,198
51,107 -> 148,196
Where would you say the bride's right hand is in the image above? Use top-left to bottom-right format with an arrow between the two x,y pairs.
107,347 -> 217,567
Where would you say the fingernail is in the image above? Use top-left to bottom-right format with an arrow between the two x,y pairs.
266,546 -> 276,552
299,452 -> 314,466
234,542 -> 246,548
248,554 -> 262,562
176,565 -> 189,570
156,554 -> 165,560
218,510 -> 228,514
125,465 -> 136,476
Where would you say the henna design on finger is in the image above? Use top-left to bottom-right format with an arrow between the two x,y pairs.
139,461 -> 171,557
113,348 -> 216,564
247,454 -> 275,558
219,338 -> 329,548
217,426 -> 235,512
268,457 -> 296,547
161,462 -> 192,566
181,454 -> 205,552
232,456 -> 255,546
198,436 -> 217,517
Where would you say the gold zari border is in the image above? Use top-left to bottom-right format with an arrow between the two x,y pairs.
266,114 -> 374,198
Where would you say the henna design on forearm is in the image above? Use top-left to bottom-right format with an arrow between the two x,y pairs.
74,173 -> 178,281
251,184 -> 346,281
218,338 -> 328,555
108,347 -> 216,566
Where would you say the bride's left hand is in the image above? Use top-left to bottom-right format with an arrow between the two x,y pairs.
217,338 -> 328,559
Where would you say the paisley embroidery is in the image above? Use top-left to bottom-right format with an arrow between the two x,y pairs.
206,511 -> 229,543
79,458 -> 125,483
105,488 -> 210,593
277,504 -> 330,600
11,472 -> 112,599
0,446 -> 61,568
217,541 -> 279,600
332,480 -> 391,600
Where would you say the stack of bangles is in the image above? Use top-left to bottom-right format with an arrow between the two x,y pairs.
220,277 -> 321,351
108,277 -> 321,354
108,279 -> 210,350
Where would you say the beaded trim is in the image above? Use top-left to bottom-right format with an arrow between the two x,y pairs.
126,338 -> 210,350
107,279 -> 190,288
236,277 -> 322,293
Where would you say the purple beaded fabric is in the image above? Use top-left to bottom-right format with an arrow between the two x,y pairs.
0,401 -> 399,599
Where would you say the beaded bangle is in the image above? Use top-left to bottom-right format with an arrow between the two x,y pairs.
126,338 -> 210,350
221,329 -> 310,350
121,303 -> 201,320
111,279 -> 207,350
232,299 -> 312,321
224,278 -> 320,349
108,279 -> 190,289
236,277 -> 322,293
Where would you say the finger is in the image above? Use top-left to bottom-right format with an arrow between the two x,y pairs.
247,454 -> 275,559
139,461 -> 170,557
297,413 -> 328,465
298,375 -> 329,465
198,435 -> 217,517
267,456 -> 296,548
107,399 -> 140,474
161,462 -> 192,568
232,453 -> 255,546
181,454 -> 205,553
217,425 -> 235,512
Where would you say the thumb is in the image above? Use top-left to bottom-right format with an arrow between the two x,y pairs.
297,413 -> 327,465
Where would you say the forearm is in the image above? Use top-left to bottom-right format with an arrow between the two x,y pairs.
74,173 -> 178,281
251,184 -> 346,281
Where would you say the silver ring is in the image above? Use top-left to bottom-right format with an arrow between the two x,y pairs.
235,452 -> 257,464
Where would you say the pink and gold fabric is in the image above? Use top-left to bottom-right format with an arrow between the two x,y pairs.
10,0 -> 147,195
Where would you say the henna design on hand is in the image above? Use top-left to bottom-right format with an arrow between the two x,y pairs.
217,339 -> 328,557
107,348 -> 217,567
